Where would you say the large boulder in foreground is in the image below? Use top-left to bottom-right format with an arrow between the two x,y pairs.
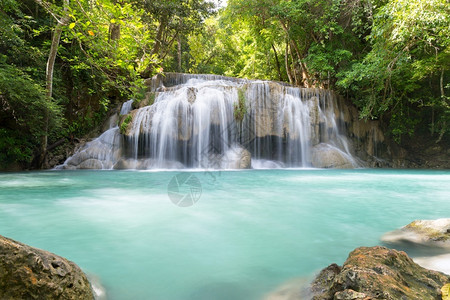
311,246 -> 450,300
0,235 -> 94,300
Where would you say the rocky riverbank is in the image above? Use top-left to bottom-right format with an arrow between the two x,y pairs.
265,219 -> 450,300
310,246 -> 449,299
310,219 -> 450,299
0,235 -> 94,300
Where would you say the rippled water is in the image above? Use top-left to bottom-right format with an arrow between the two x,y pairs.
0,169 -> 449,299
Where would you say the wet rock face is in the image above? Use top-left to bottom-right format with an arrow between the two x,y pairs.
0,235 -> 94,300
311,143 -> 356,169
311,246 -> 450,300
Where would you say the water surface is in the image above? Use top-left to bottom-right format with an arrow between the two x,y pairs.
0,169 -> 448,299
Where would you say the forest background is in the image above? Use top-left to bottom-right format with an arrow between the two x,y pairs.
0,0 -> 448,169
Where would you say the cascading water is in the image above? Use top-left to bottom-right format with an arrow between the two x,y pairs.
61,73 -> 360,169
120,99 -> 134,115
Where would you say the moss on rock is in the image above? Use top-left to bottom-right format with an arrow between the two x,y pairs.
311,246 -> 450,300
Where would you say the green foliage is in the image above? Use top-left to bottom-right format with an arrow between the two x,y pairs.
0,63 -> 62,167
147,92 -> 156,106
1,0 -> 448,169
119,115 -> 133,134
337,0 -> 449,141
191,0 -> 448,142
234,87 -> 247,121
134,0 -> 215,74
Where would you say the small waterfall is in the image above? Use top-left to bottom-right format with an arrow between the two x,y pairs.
61,73 -> 360,169
120,99 -> 134,115
60,127 -> 121,169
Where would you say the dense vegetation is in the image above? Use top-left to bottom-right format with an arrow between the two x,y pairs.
0,0 -> 448,169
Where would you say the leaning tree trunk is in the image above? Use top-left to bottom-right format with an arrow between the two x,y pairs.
35,0 -> 70,167
285,42 -> 294,84
108,0 -> 120,44
142,16 -> 168,77
177,35 -> 182,72
46,23 -> 65,99
272,43 -> 283,81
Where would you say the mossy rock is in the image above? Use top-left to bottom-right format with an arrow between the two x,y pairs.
311,246 -> 450,300
382,219 -> 450,248
0,235 -> 94,299
118,111 -> 136,136
132,92 -> 157,109
233,86 -> 247,121
406,220 -> 450,242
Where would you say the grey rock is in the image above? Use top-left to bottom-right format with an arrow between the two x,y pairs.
238,148 -> 251,169
311,143 -> 356,169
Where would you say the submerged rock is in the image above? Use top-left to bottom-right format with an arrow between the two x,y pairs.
0,235 -> 94,300
263,277 -> 312,300
113,158 -> 185,169
238,148 -> 251,169
382,218 -> 450,248
310,246 -> 450,300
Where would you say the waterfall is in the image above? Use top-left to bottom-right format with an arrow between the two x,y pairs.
120,99 -> 134,115
60,73 -> 360,169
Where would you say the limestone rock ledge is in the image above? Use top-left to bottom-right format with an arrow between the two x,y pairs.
311,246 -> 450,300
0,235 -> 94,300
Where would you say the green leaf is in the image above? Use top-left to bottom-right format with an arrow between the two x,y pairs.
110,19 -> 116,24
69,23 -> 75,29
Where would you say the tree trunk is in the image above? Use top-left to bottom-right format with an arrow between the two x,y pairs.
289,40 -> 311,87
46,23 -> 64,99
285,42 -> 293,84
109,23 -> 120,42
272,43 -> 282,81
108,0 -> 120,43
35,0 -> 69,167
142,16 -> 168,77
278,19 -> 311,87
289,44 -> 299,86
151,16 -> 167,57
177,35 -> 182,72
434,68 -> 445,140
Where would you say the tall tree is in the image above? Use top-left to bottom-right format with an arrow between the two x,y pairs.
139,0 -> 214,76
33,0 -> 69,165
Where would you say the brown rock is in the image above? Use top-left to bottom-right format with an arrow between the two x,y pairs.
311,246 -> 450,300
0,235 -> 94,300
